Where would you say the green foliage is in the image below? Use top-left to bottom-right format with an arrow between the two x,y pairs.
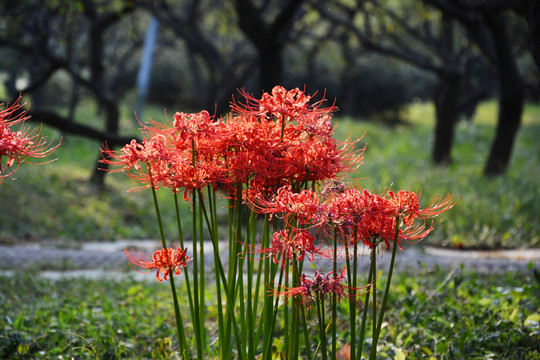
0,268 -> 537,359
0,274 -> 188,359
372,268 -> 540,359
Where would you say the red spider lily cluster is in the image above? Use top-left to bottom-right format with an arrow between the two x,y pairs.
105,86 -> 457,358
105,86 -> 455,300
0,98 -> 60,183
246,184 -> 455,258
125,246 -> 190,282
101,86 -> 362,199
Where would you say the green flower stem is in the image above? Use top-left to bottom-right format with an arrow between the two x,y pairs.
356,245 -> 376,360
344,240 -> 355,360
203,188 -> 226,356
263,259 -> 286,360
169,273 -> 190,359
369,217 -> 401,360
332,227 -> 338,360
191,192 -> 203,358
352,236 -> 359,360
198,196 -> 206,352
283,257 -> 290,358
246,210 -> 258,360
317,291 -> 328,360
255,215 -> 271,353
372,247 -> 377,342
173,192 -> 196,340
151,185 -> 190,359
287,256 -> 302,360
301,303 -> 313,360
197,189 -> 243,360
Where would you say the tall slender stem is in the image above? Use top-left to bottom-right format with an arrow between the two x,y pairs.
317,291 -> 328,360
191,192 -> 203,358
357,245 -> 376,360
301,303 -> 313,360
332,227 -> 338,360
369,217 -> 401,360
344,239 -> 355,360
151,185 -> 190,359
372,248 -> 377,342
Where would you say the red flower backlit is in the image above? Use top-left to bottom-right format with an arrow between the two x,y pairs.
125,246 -> 190,282
101,112 -> 231,197
246,229 -> 322,270
323,187 -> 457,251
0,98 -> 60,183
247,184 -> 323,226
102,86 -> 364,196
274,268 -> 359,309
228,86 -> 363,187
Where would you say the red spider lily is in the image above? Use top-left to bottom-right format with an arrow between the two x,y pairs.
325,187 -> 457,251
247,229 -> 323,270
247,184 -> 323,226
386,190 -> 457,223
167,156 -> 231,200
100,135 -> 172,191
416,193 -> 458,219
231,86 -> 331,121
101,116 -> 231,196
125,246 -> 190,282
273,268 -> 361,309
386,190 -> 419,226
325,188 -> 393,247
0,98 -> 60,182
226,86 -> 363,187
171,111 -> 232,155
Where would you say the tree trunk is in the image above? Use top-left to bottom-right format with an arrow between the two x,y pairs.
483,12 -> 524,176
259,43 -> 283,92
234,0 -> 304,92
433,13 -> 460,165
433,72 -> 461,165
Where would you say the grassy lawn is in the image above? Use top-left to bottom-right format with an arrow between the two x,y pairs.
1,100 -> 538,249
0,268 -> 538,359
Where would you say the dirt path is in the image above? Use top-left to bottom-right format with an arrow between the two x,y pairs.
1,240 -> 539,280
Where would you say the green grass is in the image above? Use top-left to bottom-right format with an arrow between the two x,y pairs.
1,100 -> 539,249
0,268 -> 538,359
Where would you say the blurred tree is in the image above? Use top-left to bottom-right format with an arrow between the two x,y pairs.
312,0 -> 488,165
314,0 -> 534,175
2,0 -> 535,183
424,0 -> 529,175
0,0 -> 142,185
233,0 -> 306,92
144,0 -> 257,113
516,0 -> 540,73
145,0 -> 318,111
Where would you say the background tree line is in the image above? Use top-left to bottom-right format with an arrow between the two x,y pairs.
0,0 -> 538,185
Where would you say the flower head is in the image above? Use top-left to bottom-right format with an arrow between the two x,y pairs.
274,268 -> 359,309
324,187 -> 457,251
245,229 -> 322,270
125,246 -> 190,282
228,86 -> 362,187
0,98 -> 60,183
247,184 -> 322,226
